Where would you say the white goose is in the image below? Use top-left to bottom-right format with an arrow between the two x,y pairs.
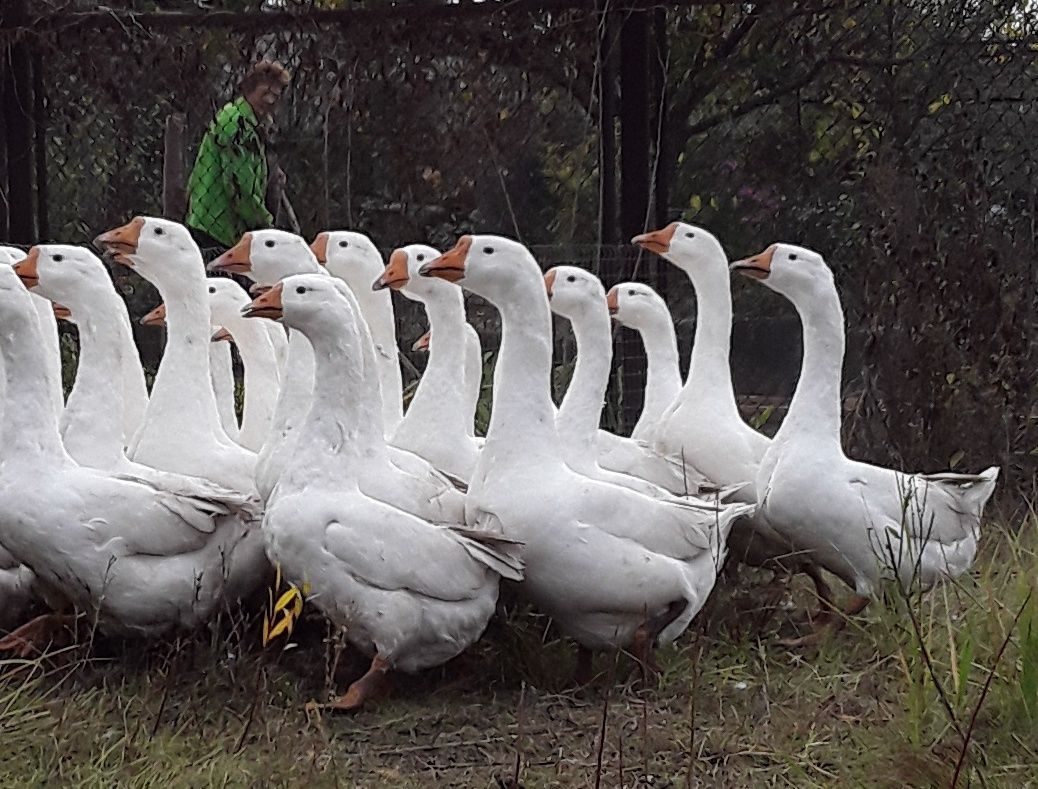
0,262 -> 261,650
211,230 -> 464,516
25,247 -> 152,452
244,275 -> 521,709
374,244 -> 481,481
546,266 -> 712,499
206,277 -> 280,452
94,218 -> 257,497
17,248 -> 246,500
605,282 -> 681,443
730,243 -> 998,644
421,235 -> 753,678
311,231 -> 404,433
632,223 -> 816,583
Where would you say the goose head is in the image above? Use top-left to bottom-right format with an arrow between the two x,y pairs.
632,221 -> 726,275
95,217 -> 201,281
730,240 -> 834,294
14,245 -> 111,316
242,273 -> 351,337
729,243 -> 833,300
209,229 -> 319,285
205,277 -> 251,327
311,231 -> 384,296
372,244 -> 443,301
419,235 -> 541,304
543,265 -> 606,323
605,282 -> 669,330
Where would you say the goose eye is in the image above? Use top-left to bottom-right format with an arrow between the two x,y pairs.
416,254 -> 425,262
685,231 -> 695,239
265,240 -> 275,248
566,275 -> 576,283
208,286 -> 216,294
295,286 -> 306,294
482,246 -> 494,255
53,254 -> 64,262
338,241 -> 349,248
788,254 -> 798,261
628,289 -> 636,296
154,227 -> 164,236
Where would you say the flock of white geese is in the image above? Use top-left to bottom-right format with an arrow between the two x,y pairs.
0,218 -> 997,710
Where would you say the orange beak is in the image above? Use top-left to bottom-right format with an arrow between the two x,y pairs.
211,327 -> 234,344
632,223 -> 679,255
373,248 -> 411,291
209,233 -> 253,274
249,283 -> 272,296
12,247 -> 40,288
52,303 -> 73,322
411,330 -> 432,353
730,245 -> 776,280
95,217 -> 145,267
243,282 -> 284,320
543,269 -> 557,298
605,286 -> 620,316
140,303 -> 167,327
420,236 -> 470,283
310,233 -> 329,266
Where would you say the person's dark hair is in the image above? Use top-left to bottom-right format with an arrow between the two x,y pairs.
239,61 -> 291,96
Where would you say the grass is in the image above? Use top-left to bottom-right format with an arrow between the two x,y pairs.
1,515 -> 1035,788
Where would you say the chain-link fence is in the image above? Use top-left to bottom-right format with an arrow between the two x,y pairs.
2,0 -> 1036,496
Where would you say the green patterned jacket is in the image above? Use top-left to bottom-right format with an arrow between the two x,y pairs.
185,97 -> 272,248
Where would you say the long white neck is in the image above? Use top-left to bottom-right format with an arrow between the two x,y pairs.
226,317 -> 279,452
680,246 -> 742,423
0,299 -> 68,461
32,295 -> 64,416
462,328 -> 482,437
144,265 -> 229,443
353,288 -> 404,431
481,281 -> 560,468
261,328 -> 313,455
280,313 -> 385,493
60,309 -> 129,469
210,341 -> 240,440
557,303 -> 611,461
632,312 -> 681,435
112,299 -> 149,446
395,290 -> 472,443
775,277 -> 846,450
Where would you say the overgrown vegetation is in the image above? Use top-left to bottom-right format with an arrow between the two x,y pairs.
1,515 -> 1034,787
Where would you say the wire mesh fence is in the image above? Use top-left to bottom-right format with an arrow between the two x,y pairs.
2,0 -> 1037,495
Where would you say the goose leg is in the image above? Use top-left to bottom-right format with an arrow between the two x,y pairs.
804,564 -> 836,624
0,614 -> 78,657
331,654 -> 392,712
779,594 -> 871,649
629,599 -> 688,684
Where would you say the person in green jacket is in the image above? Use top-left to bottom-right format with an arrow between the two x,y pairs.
185,61 -> 291,252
